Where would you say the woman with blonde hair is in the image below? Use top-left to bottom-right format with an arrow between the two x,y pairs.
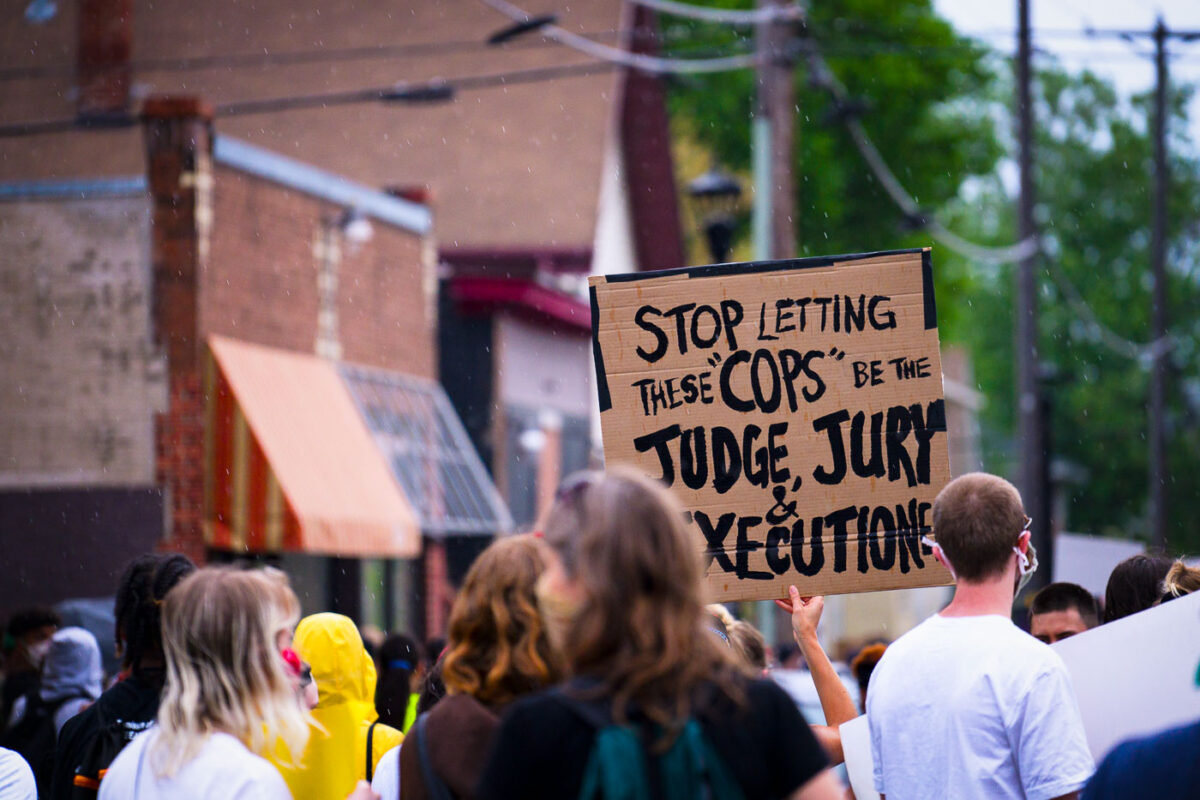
372,534 -> 560,800
1159,559 -> 1200,604
98,568 -> 311,799
479,469 -> 843,800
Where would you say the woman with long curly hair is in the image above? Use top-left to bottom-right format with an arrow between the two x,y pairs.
98,568 -> 312,799
478,469 -> 843,800
371,534 -> 560,800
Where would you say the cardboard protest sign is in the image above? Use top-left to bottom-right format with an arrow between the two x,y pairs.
590,249 -> 954,602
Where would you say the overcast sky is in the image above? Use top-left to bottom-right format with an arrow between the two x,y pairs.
934,0 -> 1200,149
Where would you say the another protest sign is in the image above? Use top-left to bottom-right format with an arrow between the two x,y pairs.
839,716 -> 881,800
589,249 -> 954,602
1053,589 -> 1200,761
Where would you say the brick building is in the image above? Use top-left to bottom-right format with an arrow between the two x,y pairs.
1,0 -> 684,628
0,100 -> 509,633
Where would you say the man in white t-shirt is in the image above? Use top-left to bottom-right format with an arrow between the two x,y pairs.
867,472 -> 1094,800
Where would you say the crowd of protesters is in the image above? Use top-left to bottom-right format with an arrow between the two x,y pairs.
1,469 -> 1198,799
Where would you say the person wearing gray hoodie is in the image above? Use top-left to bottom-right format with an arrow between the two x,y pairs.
40,627 -> 104,735
1,627 -> 103,796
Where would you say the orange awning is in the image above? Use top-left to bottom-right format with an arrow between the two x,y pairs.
204,335 -> 421,557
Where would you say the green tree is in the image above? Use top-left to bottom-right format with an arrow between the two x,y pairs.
665,3 -> 1200,552
958,67 -> 1200,552
666,0 -> 1002,338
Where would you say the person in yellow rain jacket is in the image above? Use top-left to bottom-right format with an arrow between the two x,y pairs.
273,613 -> 403,800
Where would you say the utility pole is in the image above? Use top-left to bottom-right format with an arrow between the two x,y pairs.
752,0 -> 797,646
1015,0 -> 1051,592
753,0 -> 796,261
1086,19 -> 1200,551
1148,17 -> 1169,551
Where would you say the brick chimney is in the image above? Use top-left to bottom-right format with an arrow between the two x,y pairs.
142,96 -> 213,564
76,0 -> 133,123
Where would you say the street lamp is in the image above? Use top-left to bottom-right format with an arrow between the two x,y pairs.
687,166 -> 742,263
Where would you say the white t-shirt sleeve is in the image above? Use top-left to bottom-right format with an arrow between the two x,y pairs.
0,748 -> 37,800
1010,657 -> 1095,800
370,745 -> 401,799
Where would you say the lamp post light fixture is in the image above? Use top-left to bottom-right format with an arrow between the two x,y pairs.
687,166 -> 742,264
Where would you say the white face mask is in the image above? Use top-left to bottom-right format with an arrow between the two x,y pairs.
921,536 -> 957,581
24,639 -> 52,669
920,532 -> 1039,593
1015,541 -> 1039,595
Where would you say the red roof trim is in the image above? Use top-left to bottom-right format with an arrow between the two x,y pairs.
448,276 -> 591,333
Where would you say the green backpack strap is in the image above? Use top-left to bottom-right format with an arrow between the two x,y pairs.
555,683 -> 744,800
660,719 -> 746,800
579,724 -> 653,800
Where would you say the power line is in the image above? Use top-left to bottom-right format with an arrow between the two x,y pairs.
7,23 -> 1196,84
1043,257 -> 1174,361
475,0 -> 759,74
806,30 -> 1180,356
799,35 -> 1038,264
213,60 -> 612,117
0,29 -> 626,83
0,60 -> 616,138
630,0 -> 802,25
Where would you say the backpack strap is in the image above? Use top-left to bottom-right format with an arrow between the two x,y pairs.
550,686 -> 652,800
413,714 -> 455,800
660,719 -> 745,800
547,682 -> 612,730
366,720 -> 379,781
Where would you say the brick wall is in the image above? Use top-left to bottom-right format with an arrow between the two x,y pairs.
337,222 -> 435,378
205,166 -> 435,377
144,100 -> 435,561
154,371 -> 205,565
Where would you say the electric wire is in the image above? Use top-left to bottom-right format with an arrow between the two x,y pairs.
1044,257 -> 1175,361
212,60 -> 612,117
0,60 -> 616,138
650,0 -> 1174,358
801,26 -> 1175,357
3,0 -> 1189,360
630,0 -> 802,26
798,33 -> 1039,264
0,30 -> 624,82
5,25 -> 1196,84
475,0 -> 759,74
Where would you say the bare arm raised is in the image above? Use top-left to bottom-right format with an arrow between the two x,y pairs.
776,586 -> 859,764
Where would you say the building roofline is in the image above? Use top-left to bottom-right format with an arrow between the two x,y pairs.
212,136 -> 432,235
0,176 -> 147,202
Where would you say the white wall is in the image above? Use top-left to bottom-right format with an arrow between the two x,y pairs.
494,313 -> 593,418
590,136 -> 638,280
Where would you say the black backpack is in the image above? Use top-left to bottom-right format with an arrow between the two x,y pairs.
1,691 -> 89,796
68,701 -> 151,798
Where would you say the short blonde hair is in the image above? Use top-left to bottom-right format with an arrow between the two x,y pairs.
727,620 -> 767,671
150,568 -> 311,776
1162,560 -> 1200,601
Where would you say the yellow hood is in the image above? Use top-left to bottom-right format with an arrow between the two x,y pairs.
294,612 -> 377,711
270,613 -> 402,800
